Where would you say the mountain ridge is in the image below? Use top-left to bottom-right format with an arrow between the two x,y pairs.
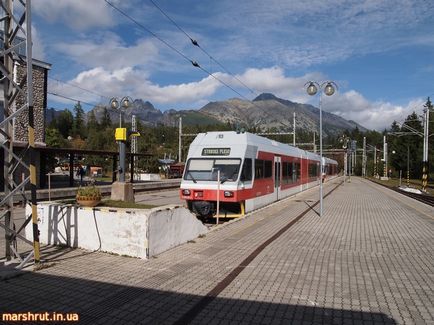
48,93 -> 367,136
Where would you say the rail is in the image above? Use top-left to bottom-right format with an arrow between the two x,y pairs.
368,178 -> 434,207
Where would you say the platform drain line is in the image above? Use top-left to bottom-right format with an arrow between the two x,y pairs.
174,181 -> 343,324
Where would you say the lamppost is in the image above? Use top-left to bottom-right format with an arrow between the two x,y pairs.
340,135 -> 350,183
110,96 -> 132,182
305,81 -> 338,217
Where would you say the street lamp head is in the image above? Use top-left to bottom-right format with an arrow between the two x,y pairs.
306,82 -> 318,96
324,82 -> 335,96
121,97 -> 131,109
110,98 -> 119,110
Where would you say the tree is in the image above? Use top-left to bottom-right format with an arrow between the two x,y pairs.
57,110 -> 74,138
45,127 -> 68,148
87,110 -> 99,131
73,101 -> 85,138
100,107 -> 112,129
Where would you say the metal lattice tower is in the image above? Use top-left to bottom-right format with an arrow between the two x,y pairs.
0,0 -> 40,266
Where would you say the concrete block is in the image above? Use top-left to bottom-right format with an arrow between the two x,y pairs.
148,205 -> 208,257
25,202 -> 208,259
111,181 -> 134,202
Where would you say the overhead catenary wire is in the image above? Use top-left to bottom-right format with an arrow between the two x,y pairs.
48,76 -> 111,100
47,91 -> 103,108
101,1 -> 290,135
149,0 -> 257,96
103,0 -> 275,122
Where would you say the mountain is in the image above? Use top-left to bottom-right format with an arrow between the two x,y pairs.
89,99 -> 163,126
73,93 -> 367,135
46,107 -> 64,124
199,93 -> 367,136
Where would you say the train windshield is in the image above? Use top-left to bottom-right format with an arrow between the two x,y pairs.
184,158 -> 241,182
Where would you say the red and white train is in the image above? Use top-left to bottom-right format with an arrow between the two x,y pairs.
180,131 -> 338,218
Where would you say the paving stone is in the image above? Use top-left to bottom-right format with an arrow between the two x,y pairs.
1,178 -> 433,324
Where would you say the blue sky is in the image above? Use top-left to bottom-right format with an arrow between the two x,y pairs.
31,0 -> 434,130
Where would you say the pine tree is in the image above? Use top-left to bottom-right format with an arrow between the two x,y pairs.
101,107 -> 112,129
73,101 -> 85,137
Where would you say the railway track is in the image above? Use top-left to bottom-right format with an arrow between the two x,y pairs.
394,187 -> 434,207
369,179 -> 434,207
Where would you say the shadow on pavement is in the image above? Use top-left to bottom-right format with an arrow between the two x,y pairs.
0,271 -> 397,324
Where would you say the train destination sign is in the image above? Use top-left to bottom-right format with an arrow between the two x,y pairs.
202,148 -> 231,156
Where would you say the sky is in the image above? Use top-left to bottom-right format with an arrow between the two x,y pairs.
30,0 -> 434,130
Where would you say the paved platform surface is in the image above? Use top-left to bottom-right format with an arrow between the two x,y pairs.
1,177 -> 433,324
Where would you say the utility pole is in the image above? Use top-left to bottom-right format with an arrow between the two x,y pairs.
383,136 -> 388,179
178,117 -> 182,162
293,112 -> 296,146
362,137 -> 366,177
131,115 -> 137,181
313,132 -> 316,153
373,147 -> 376,177
422,98 -> 431,192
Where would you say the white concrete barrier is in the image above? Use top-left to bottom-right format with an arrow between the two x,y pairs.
137,173 -> 161,181
25,203 -> 207,259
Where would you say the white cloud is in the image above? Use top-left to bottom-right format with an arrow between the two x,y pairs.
33,0 -> 116,30
48,62 -> 426,131
234,67 -> 324,102
320,91 -> 426,130
49,66 -> 222,107
54,33 -> 160,70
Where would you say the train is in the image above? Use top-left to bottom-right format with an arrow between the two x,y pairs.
180,131 -> 338,218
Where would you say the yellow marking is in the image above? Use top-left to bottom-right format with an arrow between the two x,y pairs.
32,205 -> 38,223
28,126 -> 35,145
34,241 -> 40,261
30,165 -> 37,185
240,201 -> 245,216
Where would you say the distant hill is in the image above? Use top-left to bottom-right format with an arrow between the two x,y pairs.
48,93 -> 367,135
199,93 -> 367,136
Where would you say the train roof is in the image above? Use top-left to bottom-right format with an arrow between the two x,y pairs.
188,131 -> 337,165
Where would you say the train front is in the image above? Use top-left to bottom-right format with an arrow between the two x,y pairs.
180,132 -> 247,219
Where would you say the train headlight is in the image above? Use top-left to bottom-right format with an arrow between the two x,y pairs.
182,189 -> 191,196
194,191 -> 203,198
224,191 -> 234,197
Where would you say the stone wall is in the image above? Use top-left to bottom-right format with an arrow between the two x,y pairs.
14,62 -> 47,143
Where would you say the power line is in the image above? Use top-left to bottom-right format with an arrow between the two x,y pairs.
104,0 -> 193,65
48,91 -> 102,108
104,0 -> 262,106
149,0 -> 257,96
48,77 -> 110,100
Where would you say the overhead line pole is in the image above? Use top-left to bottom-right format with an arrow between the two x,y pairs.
422,98 -> 431,192
1,0 -> 40,266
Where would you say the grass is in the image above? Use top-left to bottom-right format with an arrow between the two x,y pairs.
99,199 -> 156,209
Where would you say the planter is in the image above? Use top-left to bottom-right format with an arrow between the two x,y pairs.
76,196 -> 101,208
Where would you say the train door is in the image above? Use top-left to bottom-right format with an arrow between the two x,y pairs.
274,156 -> 282,200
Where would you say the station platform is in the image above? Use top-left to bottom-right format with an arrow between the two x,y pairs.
1,177 -> 433,324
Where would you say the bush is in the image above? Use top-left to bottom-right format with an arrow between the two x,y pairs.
76,185 -> 101,199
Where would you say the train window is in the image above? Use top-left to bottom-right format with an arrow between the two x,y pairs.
241,158 -> 252,181
282,161 -> 294,184
184,158 -> 241,182
294,162 -> 300,182
282,162 -> 288,183
308,163 -> 319,178
264,160 -> 272,178
255,159 -> 264,179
